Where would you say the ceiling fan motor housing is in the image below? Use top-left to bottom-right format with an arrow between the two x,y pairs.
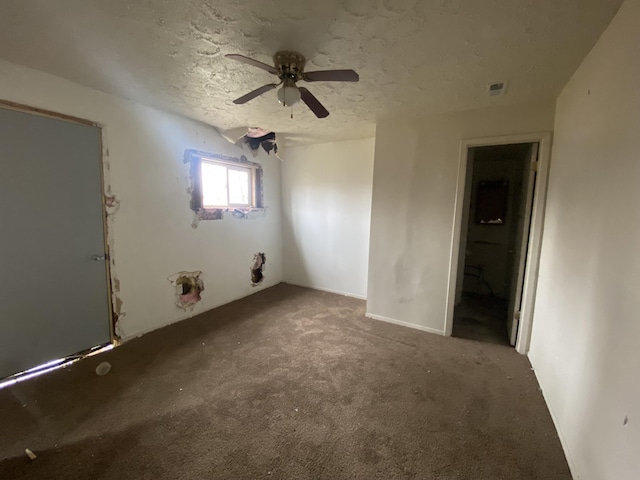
274,51 -> 306,81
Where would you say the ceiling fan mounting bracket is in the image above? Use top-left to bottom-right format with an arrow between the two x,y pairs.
274,51 -> 306,81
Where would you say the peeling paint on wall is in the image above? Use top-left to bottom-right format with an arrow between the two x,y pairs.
168,271 -> 205,310
251,253 -> 266,286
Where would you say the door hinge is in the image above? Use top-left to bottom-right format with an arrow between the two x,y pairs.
531,161 -> 538,172
515,310 -> 521,320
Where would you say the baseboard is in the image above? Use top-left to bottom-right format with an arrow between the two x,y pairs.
364,312 -> 446,336
283,282 -> 367,300
528,354 -> 580,479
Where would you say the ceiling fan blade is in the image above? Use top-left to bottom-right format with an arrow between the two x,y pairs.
225,54 -> 278,75
232,83 -> 278,104
299,87 -> 329,118
303,69 -> 359,82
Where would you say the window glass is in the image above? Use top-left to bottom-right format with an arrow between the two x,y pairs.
228,168 -> 250,205
201,162 -> 228,207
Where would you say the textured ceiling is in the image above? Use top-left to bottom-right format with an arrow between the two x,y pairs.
0,0 -> 622,146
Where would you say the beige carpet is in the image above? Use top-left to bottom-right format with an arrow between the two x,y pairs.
0,284 -> 570,479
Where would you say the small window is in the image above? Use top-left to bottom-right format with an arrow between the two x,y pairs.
184,149 -> 264,219
201,160 -> 254,207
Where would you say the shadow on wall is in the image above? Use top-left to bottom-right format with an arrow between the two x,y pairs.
535,224 -> 637,476
280,198 -> 311,287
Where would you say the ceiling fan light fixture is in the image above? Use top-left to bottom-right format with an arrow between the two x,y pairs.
277,82 -> 301,107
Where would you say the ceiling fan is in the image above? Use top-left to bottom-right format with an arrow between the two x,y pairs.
225,51 -> 359,118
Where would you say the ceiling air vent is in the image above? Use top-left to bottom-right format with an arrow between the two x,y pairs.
488,82 -> 507,96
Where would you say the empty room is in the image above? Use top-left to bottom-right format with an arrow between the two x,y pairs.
0,0 -> 638,479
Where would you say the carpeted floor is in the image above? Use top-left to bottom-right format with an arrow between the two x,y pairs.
0,284 -> 570,479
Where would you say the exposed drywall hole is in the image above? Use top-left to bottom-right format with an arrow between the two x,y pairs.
105,194 -> 120,216
112,290 -> 125,340
168,271 -> 204,310
251,253 -> 266,286
488,82 -> 507,96
220,127 -> 278,157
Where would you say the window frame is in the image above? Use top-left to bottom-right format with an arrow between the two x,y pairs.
200,158 -> 256,209
184,149 -> 264,219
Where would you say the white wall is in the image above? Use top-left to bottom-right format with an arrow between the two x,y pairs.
367,101 -> 555,333
0,59 -> 282,340
528,1 -> 640,478
282,138 -> 374,299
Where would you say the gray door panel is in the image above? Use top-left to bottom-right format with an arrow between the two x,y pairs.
0,107 -> 110,379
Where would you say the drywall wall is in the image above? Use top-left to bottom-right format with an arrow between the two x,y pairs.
0,59 -> 282,341
367,101 -> 554,333
282,138 -> 375,298
528,1 -> 640,478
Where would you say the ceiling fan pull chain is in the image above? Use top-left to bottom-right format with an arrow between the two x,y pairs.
291,106 -> 294,119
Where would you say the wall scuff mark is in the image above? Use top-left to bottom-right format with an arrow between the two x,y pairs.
251,253 -> 266,286
168,271 -> 205,310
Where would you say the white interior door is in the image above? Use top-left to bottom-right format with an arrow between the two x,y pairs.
0,107 -> 111,379
506,143 -> 538,345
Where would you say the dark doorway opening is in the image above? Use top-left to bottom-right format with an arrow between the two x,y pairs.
452,143 -> 537,346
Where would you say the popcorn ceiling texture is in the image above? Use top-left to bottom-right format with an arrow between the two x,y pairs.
0,0 -> 622,145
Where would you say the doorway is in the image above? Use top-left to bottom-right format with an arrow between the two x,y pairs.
0,103 -> 112,380
445,133 -> 552,354
453,143 -> 535,345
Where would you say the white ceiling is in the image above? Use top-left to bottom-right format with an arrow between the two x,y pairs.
0,0 -> 622,146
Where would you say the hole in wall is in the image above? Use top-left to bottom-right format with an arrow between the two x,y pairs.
168,271 -> 204,310
251,253 -> 266,286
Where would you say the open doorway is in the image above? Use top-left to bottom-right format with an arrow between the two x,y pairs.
446,133 -> 551,354
452,142 -> 538,346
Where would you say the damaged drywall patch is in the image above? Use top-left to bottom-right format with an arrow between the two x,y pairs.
108,263 -> 125,340
106,230 -> 124,340
168,271 -> 204,310
221,127 -> 278,157
191,205 -> 268,228
101,144 -> 123,340
251,253 -> 266,286
105,194 -> 120,216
